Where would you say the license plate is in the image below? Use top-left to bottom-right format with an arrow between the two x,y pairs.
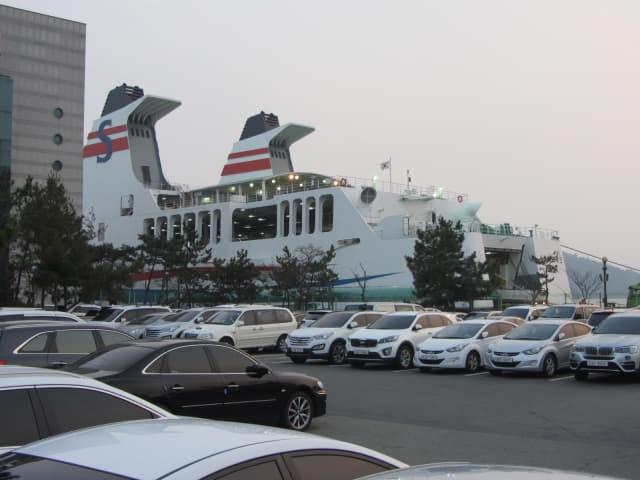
496,356 -> 513,363
354,349 -> 368,356
421,354 -> 439,361
587,360 -> 609,367
290,347 -> 304,353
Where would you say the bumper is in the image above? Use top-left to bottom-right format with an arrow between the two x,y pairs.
313,392 -> 327,417
414,352 -> 467,369
286,344 -> 330,360
570,353 -> 639,374
485,353 -> 543,372
346,344 -> 398,364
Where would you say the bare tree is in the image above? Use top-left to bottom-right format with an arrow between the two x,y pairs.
568,269 -> 600,303
351,263 -> 368,302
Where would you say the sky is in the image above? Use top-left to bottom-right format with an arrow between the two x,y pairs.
6,0 -> 640,270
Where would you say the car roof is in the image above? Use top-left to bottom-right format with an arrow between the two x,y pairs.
0,322 -> 128,333
458,318 -> 514,326
527,319 -> 579,325
14,417 -> 407,479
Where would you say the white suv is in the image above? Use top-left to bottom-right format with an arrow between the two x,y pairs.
571,312 -> 640,380
286,311 -> 384,364
346,312 -> 457,369
182,305 -> 297,352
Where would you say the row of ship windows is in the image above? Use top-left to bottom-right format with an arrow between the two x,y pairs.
140,196 -> 335,244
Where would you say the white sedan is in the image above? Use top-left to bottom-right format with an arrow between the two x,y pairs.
414,319 -> 517,372
1,417 -> 408,480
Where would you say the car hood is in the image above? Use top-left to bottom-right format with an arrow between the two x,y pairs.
289,327 -> 343,338
349,328 -> 407,340
418,338 -> 474,350
490,339 -> 548,353
575,334 -> 640,347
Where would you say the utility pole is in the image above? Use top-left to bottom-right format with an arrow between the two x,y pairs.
600,257 -> 608,308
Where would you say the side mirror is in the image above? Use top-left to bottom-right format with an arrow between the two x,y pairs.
246,364 -> 269,378
557,332 -> 566,341
349,321 -> 358,329
481,331 -> 489,338
236,320 -> 245,327
194,318 -> 202,324
413,324 -> 423,331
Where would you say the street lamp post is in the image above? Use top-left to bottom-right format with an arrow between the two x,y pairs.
601,257 -> 608,308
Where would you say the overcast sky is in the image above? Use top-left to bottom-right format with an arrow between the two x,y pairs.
7,0 -> 640,270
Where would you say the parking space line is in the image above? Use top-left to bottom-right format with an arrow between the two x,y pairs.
392,368 -> 418,373
465,371 -> 489,377
550,375 -> 574,382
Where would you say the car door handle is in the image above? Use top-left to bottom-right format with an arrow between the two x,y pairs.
50,361 -> 67,369
169,385 -> 185,392
226,383 -> 240,390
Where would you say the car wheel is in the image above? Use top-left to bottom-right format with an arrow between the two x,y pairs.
276,335 -> 288,353
281,391 -> 313,431
489,369 -> 502,376
395,344 -> 413,369
328,341 -> 347,364
574,370 -> 589,381
350,361 -> 365,368
220,337 -> 234,346
291,357 -> 306,364
541,354 -> 557,377
465,351 -> 481,373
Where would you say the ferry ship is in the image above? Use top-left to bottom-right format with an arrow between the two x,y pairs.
82,84 -> 572,305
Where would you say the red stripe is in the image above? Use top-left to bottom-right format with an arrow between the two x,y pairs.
227,148 -> 269,160
82,137 -> 130,158
86,124 -> 128,140
221,158 -> 271,176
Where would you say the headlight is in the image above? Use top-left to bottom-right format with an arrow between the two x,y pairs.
379,335 -> 399,344
313,332 -> 334,340
315,380 -> 325,391
522,345 -> 545,355
446,343 -> 468,353
572,345 -> 585,352
615,345 -> 639,354
168,325 -> 180,332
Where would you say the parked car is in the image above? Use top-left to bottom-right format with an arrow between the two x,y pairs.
461,311 -> 502,320
346,312 -> 456,369
343,302 -> 428,312
499,305 -> 548,321
0,322 -> 135,368
286,311 -> 385,364
296,309 -> 333,328
143,307 -> 224,339
586,308 -> 626,328
485,320 -> 592,377
182,305 -> 297,352
414,318 -> 517,373
66,303 -> 101,318
357,463 -> 623,480
66,339 -> 327,430
0,364 -> 173,454
539,304 -> 599,322
0,308 -> 84,323
1,417 -> 407,480
571,312 -> 640,380
115,311 -> 174,338
89,305 -> 171,325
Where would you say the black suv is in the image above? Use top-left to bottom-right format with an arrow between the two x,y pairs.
0,322 -> 135,368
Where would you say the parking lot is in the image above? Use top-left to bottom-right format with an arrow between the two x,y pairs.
259,351 -> 639,480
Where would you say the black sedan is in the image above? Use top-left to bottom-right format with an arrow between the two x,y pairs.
66,339 -> 327,431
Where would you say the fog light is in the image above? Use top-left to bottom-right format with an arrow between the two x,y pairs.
312,344 -> 325,351
382,348 -> 392,356
521,360 -> 537,367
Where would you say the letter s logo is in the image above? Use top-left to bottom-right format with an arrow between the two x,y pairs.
97,119 -> 113,163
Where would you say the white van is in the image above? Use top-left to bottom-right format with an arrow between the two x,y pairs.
343,302 -> 428,313
182,305 -> 297,352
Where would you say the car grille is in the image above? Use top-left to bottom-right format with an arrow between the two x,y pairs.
420,358 -> 444,365
586,346 -> 613,356
351,339 -> 378,347
493,361 -> 521,367
289,337 -> 312,346
420,349 -> 444,354
493,351 -> 518,357
145,327 -> 166,338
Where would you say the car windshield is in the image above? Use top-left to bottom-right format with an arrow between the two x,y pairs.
164,310 -> 202,323
500,307 -> 528,319
594,315 -> 640,335
90,308 -> 124,322
434,323 -> 483,339
126,313 -> 167,325
463,312 -> 489,320
504,323 -> 558,340
70,344 -> 151,372
541,306 -> 575,319
311,312 -> 353,328
368,314 -> 414,330
205,310 -> 241,325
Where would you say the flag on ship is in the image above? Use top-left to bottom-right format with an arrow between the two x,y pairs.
380,159 -> 391,170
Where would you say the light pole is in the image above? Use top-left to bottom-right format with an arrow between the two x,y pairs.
600,257 -> 608,308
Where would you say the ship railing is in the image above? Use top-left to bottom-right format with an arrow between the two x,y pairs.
405,221 -> 559,241
333,176 -> 467,202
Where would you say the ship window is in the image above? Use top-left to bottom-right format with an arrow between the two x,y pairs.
320,195 -> 333,232
294,199 -> 303,236
171,214 -> 182,239
214,210 -> 221,244
184,213 -> 195,238
281,201 -> 290,237
158,217 -> 168,240
141,166 -> 151,186
232,206 -> 277,242
199,212 -> 211,244
306,198 -> 316,234
144,218 -> 155,237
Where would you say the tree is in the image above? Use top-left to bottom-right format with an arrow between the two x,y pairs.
405,217 -> 491,310
568,269 -> 600,303
351,263 -> 368,302
532,253 -> 559,305
270,246 -> 299,308
208,249 -> 260,304
81,243 -> 141,304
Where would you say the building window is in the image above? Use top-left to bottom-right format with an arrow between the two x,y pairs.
53,107 -> 63,118
52,160 -> 63,171
53,133 -> 63,145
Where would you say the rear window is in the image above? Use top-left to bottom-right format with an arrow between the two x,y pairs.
71,344 -> 151,372
91,308 -> 124,322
